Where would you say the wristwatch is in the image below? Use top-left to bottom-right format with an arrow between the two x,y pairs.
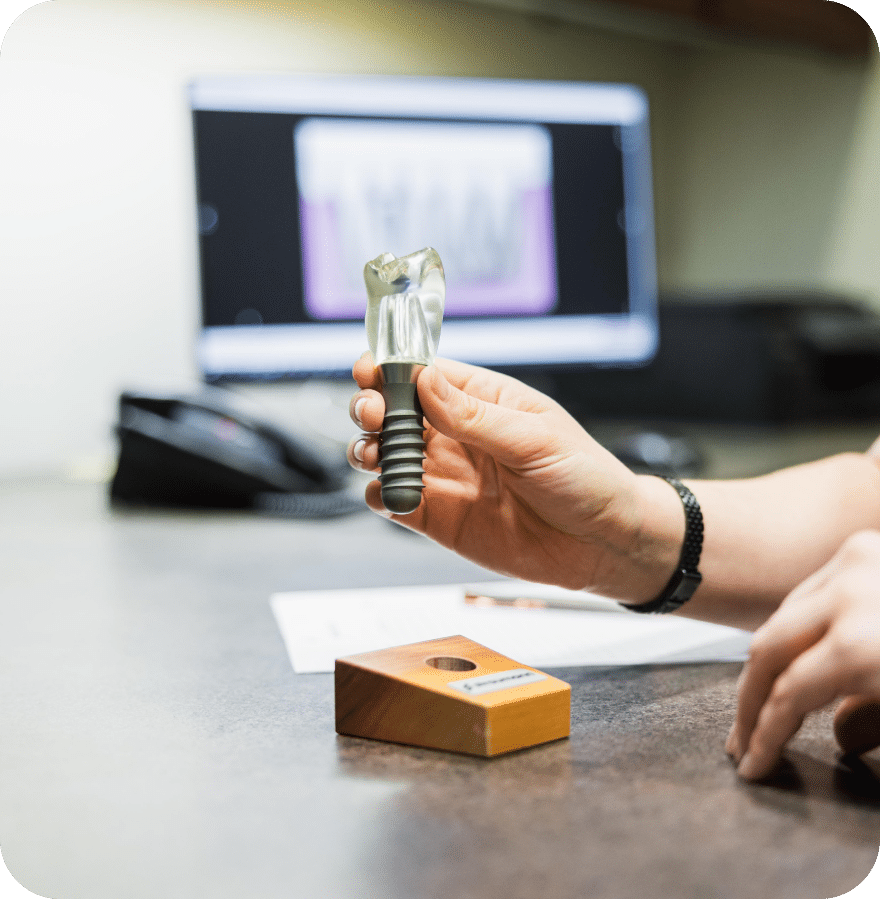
623,477 -> 704,615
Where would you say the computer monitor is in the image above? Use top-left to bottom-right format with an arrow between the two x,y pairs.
190,73 -> 658,381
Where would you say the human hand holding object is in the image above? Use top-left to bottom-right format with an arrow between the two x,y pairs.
348,354 -> 684,603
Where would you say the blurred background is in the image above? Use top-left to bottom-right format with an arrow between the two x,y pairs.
1,0 -> 878,479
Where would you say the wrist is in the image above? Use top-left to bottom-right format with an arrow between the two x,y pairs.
610,474 -> 689,606
623,477 -> 704,613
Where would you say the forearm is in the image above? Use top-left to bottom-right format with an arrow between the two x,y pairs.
634,452 -> 880,631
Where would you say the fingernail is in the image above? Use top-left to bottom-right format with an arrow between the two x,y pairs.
737,752 -> 761,781
353,398 -> 367,429
352,439 -> 367,463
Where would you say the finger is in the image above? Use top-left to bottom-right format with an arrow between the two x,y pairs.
352,352 -> 380,390
737,640 -> 843,780
347,435 -> 381,473
834,695 -> 880,757
355,354 -> 550,419
363,478 -> 429,533
430,357 -> 556,412
352,355 -> 484,413
428,356 -> 509,397
730,607 -> 828,762
417,365 -> 549,468
349,389 -> 385,433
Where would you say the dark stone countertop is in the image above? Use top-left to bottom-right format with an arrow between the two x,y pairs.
0,480 -> 877,899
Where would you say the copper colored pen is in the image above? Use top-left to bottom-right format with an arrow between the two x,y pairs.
464,592 -> 623,613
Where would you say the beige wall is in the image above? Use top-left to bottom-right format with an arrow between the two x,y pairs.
665,35 -> 879,302
0,0 -> 877,475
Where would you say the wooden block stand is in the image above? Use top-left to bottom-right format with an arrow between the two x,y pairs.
335,635 -> 570,757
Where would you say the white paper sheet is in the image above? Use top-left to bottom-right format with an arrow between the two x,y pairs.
270,580 -> 751,674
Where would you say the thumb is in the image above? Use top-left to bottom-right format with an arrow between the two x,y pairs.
418,365 -> 546,468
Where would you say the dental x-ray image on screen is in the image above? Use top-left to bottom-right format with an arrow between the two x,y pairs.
295,118 -> 556,321
190,73 -> 658,380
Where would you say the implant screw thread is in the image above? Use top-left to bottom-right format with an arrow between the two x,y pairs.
379,378 -> 425,515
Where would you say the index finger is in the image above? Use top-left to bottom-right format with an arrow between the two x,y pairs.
730,606 -> 827,762
737,638 -> 846,780
353,352 -> 380,390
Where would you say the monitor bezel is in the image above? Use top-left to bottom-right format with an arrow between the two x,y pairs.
190,73 -> 658,380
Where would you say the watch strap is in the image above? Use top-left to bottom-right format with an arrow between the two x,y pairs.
624,477 -> 704,615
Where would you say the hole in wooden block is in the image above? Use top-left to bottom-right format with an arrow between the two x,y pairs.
425,656 -> 476,671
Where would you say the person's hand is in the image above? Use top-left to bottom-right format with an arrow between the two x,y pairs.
347,354 -> 682,601
727,530 -> 880,780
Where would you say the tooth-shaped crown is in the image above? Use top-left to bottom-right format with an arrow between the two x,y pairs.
363,248 -> 445,305
364,248 -> 445,366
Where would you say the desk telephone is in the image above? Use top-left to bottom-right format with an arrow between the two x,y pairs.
109,390 -> 363,518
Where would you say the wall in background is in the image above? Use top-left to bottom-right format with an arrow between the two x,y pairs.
0,0 -> 876,475
666,35 -> 879,299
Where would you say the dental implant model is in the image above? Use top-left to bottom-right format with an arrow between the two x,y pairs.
364,248 -> 445,514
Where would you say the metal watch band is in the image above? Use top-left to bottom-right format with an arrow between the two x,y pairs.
624,476 -> 704,615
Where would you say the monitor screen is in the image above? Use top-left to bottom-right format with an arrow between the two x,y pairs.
190,73 -> 658,380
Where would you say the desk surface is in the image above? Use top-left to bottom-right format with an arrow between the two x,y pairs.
1,466 -> 879,899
